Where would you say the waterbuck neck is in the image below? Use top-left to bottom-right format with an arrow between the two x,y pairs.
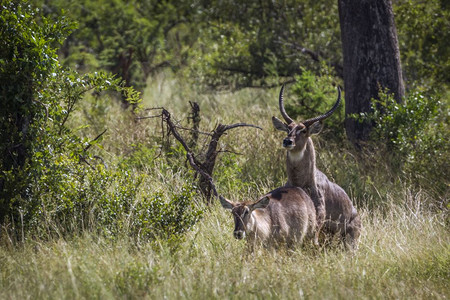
286,138 -> 316,188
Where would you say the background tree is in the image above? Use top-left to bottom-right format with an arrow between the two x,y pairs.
191,0 -> 342,89
394,0 -> 450,90
338,0 -> 405,144
39,0 -> 197,107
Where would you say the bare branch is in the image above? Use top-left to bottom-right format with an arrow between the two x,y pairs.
223,123 -> 263,131
135,114 -> 163,120
188,101 -> 201,149
174,125 -> 213,137
161,109 -> 219,198
162,109 -> 204,167
83,129 -> 107,152
155,106 -> 262,203
275,39 -> 343,78
144,107 -> 164,111
275,40 -> 320,62
186,153 -> 219,198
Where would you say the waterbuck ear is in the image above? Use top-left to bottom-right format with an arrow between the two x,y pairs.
250,196 -> 270,211
272,116 -> 289,132
307,121 -> 323,136
219,196 -> 234,210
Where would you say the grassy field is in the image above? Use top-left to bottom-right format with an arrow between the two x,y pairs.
1,200 -> 448,299
1,73 -> 448,299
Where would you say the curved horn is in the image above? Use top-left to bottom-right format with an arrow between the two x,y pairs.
303,86 -> 341,127
278,84 -> 294,124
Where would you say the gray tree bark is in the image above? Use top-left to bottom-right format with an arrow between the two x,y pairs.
338,0 -> 405,145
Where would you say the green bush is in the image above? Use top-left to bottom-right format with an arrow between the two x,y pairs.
362,89 -> 449,200
190,0 -> 341,89
0,1 -> 76,225
13,150 -> 203,243
133,185 -> 203,242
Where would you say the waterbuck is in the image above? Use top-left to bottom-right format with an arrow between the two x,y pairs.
219,187 -> 316,248
271,84 -> 361,249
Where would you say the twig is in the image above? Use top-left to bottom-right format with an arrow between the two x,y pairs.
83,129 -> 107,152
186,153 -> 219,198
144,107 -> 164,111
275,40 -> 320,62
135,114 -> 163,120
223,123 -> 263,131
174,125 -> 213,136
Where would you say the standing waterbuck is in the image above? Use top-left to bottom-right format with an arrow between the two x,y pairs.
272,84 -> 361,249
219,187 -> 316,248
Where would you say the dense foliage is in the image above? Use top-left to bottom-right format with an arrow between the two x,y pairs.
38,0 -> 198,99
395,0 -> 450,89
33,0 -> 450,91
362,89 -> 449,198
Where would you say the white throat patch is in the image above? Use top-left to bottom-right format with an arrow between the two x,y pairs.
288,148 -> 305,162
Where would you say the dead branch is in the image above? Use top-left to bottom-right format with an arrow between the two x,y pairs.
222,123 -> 263,131
275,39 -> 344,78
161,109 -> 218,198
159,107 -> 262,203
83,129 -> 108,152
135,114 -> 163,120
188,101 -> 201,149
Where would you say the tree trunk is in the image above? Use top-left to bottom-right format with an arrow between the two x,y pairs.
338,0 -> 405,145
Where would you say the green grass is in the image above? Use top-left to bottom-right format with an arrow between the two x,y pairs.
1,72 -> 448,299
1,201 -> 448,299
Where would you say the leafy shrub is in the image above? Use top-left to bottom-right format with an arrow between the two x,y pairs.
214,153 -> 252,194
190,0 -> 341,89
18,154 -> 203,244
361,89 -> 449,200
119,143 -> 162,171
0,3 -> 82,228
132,185 -> 203,242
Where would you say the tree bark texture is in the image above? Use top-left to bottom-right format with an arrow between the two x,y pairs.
338,0 -> 405,144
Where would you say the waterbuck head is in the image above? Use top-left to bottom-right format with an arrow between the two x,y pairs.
272,84 -> 341,152
219,196 -> 270,240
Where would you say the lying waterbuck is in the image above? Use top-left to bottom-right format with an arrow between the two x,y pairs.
272,84 -> 361,249
219,187 -> 316,248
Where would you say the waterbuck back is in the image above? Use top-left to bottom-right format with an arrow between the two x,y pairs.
316,171 -> 361,248
220,187 -> 316,248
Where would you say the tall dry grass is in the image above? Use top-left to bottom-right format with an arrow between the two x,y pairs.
0,197 -> 448,299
